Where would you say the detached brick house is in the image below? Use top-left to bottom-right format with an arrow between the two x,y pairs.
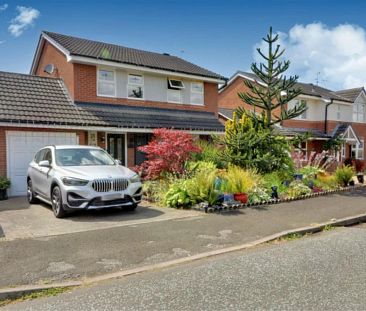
218,71 -> 366,164
0,31 -> 226,196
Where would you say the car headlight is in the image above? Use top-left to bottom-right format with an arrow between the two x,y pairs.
130,174 -> 141,183
61,177 -> 89,186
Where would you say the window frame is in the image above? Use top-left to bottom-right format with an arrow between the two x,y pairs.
167,89 -> 182,104
190,82 -> 204,106
97,68 -> 117,98
353,102 -> 365,123
168,79 -> 185,90
351,139 -> 364,160
127,73 -> 144,100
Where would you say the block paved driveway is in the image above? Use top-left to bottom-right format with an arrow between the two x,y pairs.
0,197 -> 201,240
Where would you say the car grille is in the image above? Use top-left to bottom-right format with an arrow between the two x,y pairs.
89,196 -> 132,207
92,178 -> 129,192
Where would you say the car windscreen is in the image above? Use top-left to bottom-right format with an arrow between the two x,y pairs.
55,148 -> 116,166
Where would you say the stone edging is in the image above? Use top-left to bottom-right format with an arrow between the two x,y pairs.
192,185 -> 365,213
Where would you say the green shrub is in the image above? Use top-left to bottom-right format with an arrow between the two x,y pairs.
221,165 -> 259,194
313,174 -> 338,190
142,180 -> 171,205
262,171 -> 288,195
335,165 -> 355,187
164,170 -> 220,208
286,181 -> 311,198
248,187 -> 271,203
192,140 -> 226,169
299,166 -> 324,180
0,177 -> 10,190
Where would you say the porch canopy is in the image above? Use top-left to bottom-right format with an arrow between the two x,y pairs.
331,123 -> 361,145
75,102 -> 225,133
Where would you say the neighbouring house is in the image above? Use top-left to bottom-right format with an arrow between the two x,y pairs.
218,71 -> 366,165
0,31 -> 226,196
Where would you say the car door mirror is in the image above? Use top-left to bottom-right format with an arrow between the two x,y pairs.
115,159 -> 122,165
39,160 -> 50,168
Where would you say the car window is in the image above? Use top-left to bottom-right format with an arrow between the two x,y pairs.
34,150 -> 45,164
42,149 -> 53,164
55,148 -> 115,166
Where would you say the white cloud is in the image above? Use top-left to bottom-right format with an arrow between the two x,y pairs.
0,3 -> 8,11
253,23 -> 366,90
8,6 -> 40,37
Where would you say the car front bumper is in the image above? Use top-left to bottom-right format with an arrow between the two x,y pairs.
61,182 -> 142,210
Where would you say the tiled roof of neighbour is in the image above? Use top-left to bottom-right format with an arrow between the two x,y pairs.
218,108 -> 234,120
0,71 -> 85,126
335,87 -> 365,102
42,31 -> 226,80
75,102 -> 225,132
331,123 -> 350,137
273,126 -> 330,138
227,71 -> 353,103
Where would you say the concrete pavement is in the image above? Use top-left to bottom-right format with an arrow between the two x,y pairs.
4,226 -> 366,310
0,188 -> 366,289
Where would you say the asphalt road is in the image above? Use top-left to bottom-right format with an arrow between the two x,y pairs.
4,226 -> 366,311
2,189 -> 366,288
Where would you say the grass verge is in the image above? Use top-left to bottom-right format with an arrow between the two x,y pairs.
0,286 -> 75,307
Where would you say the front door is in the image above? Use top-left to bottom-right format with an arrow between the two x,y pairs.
107,134 -> 126,166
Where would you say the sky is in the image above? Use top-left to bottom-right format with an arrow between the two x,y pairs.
0,0 -> 366,90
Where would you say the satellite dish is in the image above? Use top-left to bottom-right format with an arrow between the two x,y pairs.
44,64 -> 55,74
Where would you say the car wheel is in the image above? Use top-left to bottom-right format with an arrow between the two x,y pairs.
27,179 -> 39,204
124,204 -> 138,212
51,186 -> 67,218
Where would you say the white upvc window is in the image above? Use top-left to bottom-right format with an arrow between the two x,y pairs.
97,69 -> 116,97
353,102 -> 365,122
167,89 -> 181,104
290,99 -> 307,120
127,74 -> 144,99
337,104 -> 341,120
351,139 -> 364,160
191,82 -> 204,105
168,79 -> 185,89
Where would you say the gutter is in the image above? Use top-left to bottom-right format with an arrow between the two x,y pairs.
324,98 -> 334,134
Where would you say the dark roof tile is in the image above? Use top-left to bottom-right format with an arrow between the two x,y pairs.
43,31 -> 226,80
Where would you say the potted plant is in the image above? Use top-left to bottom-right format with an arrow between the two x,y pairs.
222,165 -> 257,204
0,176 -> 11,200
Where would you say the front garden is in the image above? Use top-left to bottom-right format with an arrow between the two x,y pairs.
136,27 -> 363,212
138,128 -> 360,212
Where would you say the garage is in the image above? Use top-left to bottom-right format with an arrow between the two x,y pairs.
6,131 -> 78,196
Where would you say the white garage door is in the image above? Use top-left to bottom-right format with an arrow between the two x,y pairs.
6,131 -> 78,196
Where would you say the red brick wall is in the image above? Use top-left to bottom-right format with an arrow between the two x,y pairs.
218,76 -> 281,116
0,127 -> 86,177
34,41 -> 75,99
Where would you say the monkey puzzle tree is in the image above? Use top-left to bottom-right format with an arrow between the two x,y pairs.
238,27 -> 306,128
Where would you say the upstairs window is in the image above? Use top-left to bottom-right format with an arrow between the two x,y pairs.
168,79 -> 185,90
167,89 -> 181,104
191,82 -> 204,105
97,69 -> 116,97
353,102 -> 365,122
128,74 -> 144,99
337,104 -> 341,120
291,99 -> 307,120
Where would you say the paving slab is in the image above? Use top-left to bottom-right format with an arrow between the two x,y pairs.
0,188 -> 365,289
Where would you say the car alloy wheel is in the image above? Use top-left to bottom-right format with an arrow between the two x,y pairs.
51,186 -> 66,218
27,179 -> 38,204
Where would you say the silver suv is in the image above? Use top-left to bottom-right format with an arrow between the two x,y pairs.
27,145 -> 142,218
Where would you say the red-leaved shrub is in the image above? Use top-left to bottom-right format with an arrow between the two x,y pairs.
135,128 -> 201,180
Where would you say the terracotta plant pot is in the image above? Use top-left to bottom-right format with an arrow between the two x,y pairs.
234,193 -> 248,204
